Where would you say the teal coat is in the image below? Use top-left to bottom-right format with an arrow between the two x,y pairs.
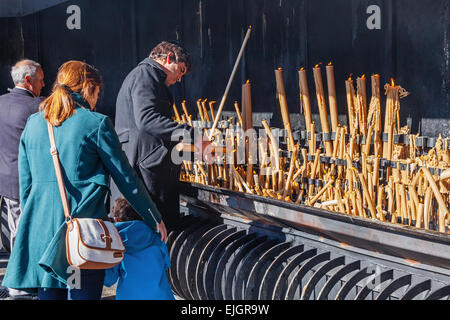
2,100 -> 163,292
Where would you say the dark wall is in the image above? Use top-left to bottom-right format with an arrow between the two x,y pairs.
0,0 -> 448,136
0,18 -> 25,89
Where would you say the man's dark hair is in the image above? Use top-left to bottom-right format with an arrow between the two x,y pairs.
112,197 -> 143,222
149,40 -> 192,74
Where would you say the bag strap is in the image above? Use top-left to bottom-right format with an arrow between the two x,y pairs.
47,121 -> 72,221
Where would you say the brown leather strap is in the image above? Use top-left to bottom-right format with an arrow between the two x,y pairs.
98,220 -> 112,249
47,121 -> 71,220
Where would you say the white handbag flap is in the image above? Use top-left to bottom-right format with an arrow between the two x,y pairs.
75,219 -> 125,251
102,220 -> 125,251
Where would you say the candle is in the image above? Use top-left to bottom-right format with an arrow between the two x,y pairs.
422,167 -> 449,233
201,99 -> 210,122
313,65 -> 333,156
357,75 -> 367,136
345,77 -> 356,136
310,122 -> 316,155
386,123 -> 394,161
172,102 -> 181,122
358,173 -> 377,219
208,100 -> 216,121
423,187 -> 432,230
376,187 -> 385,221
371,74 -> 381,132
383,79 -> 399,158
234,101 -> 244,128
275,68 -> 295,151
309,179 -> 334,206
283,145 -> 298,198
298,68 -> 313,134
196,99 -> 205,122
241,80 -> 253,131
261,119 -> 280,173
242,80 -> 253,186
369,74 -> 382,157
325,63 -> 339,134
181,100 -> 190,119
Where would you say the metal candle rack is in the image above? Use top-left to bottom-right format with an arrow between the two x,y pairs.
172,66 -> 450,235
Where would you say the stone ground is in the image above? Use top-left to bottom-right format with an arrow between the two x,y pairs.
0,250 -> 180,300
0,250 -> 117,300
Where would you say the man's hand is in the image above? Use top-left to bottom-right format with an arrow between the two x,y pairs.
194,134 -> 215,163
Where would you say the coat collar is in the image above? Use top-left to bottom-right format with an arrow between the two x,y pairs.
139,58 -> 167,82
71,92 -> 91,110
10,86 -> 35,98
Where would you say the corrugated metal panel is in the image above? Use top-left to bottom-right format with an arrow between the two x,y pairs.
0,0 -> 448,135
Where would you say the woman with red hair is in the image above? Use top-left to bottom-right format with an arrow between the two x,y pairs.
2,60 -> 167,300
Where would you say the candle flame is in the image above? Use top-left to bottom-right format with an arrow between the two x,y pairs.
328,62 -> 332,66
300,67 -> 305,71
347,74 -> 352,81
315,64 -> 320,68
278,67 -> 282,71
246,79 -> 250,84
361,74 -> 365,79
391,78 -> 395,86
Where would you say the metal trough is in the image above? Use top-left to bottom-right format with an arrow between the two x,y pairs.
166,182 -> 450,300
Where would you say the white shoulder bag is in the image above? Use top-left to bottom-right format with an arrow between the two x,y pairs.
47,121 -> 125,269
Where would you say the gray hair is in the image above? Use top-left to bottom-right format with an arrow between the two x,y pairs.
10,59 -> 42,85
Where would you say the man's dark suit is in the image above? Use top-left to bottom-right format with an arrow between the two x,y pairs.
0,88 -> 43,200
112,58 -> 194,231
0,87 -> 43,252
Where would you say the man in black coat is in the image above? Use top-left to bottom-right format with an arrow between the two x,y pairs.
0,59 -> 45,252
112,41 -> 208,232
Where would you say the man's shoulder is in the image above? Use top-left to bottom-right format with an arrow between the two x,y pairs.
0,90 -> 42,106
128,58 -> 164,81
0,90 -> 18,102
118,59 -> 164,101
0,93 -> 41,122
0,91 -> 11,99
137,57 -> 160,70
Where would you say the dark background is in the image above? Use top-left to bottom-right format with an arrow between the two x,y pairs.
0,0 -> 448,136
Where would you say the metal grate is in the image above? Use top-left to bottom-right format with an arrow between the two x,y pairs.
168,214 -> 450,300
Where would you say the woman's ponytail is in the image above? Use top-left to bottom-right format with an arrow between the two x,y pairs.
38,61 -> 102,126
